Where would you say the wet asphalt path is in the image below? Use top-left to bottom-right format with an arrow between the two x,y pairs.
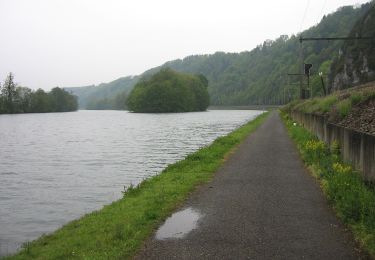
135,111 -> 363,259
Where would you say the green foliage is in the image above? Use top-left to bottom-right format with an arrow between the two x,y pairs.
0,72 -> 17,113
7,112 -> 269,260
282,112 -> 375,257
320,95 -> 340,113
336,99 -> 352,118
127,68 -> 209,113
49,87 -> 79,112
66,76 -> 139,109
289,94 -> 338,114
284,84 -> 375,120
86,90 -> 127,110
350,93 -> 364,104
0,73 -> 78,114
68,3 -> 372,108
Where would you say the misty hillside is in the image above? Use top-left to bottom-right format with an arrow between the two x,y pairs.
65,75 -> 140,109
66,2 -> 373,108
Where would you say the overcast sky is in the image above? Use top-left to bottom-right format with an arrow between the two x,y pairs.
0,0 -> 370,90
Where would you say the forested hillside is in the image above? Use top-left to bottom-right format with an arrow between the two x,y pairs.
67,2 -> 373,108
65,75 -> 139,109
154,3 -> 372,105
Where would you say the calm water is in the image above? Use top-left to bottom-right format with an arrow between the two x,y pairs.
0,110 -> 262,255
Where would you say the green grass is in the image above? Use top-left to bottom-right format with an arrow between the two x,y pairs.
291,95 -> 338,114
336,99 -> 352,118
281,112 -> 375,257
350,93 -> 364,105
284,85 -> 375,119
6,112 -> 269,260
319,95 -> 339,113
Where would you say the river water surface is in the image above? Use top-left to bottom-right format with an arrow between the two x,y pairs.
0,110 -> 262,255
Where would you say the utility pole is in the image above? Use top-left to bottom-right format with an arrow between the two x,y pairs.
304,63 -> 313,98
284,77 -> 288,104
299,40 -> 304,99
319,72 -> 327,96
287,73 -> 304,102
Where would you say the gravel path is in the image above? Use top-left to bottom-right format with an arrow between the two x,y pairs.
135,111 -> 363,259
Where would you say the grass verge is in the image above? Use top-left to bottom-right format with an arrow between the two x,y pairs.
281,111 -> 375,257
7,112 -> 269,260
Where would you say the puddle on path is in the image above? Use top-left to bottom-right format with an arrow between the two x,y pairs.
155,207 -> 202,240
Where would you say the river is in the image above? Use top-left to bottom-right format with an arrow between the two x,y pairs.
0,109 -> 262,256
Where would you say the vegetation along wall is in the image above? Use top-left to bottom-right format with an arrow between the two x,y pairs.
290,111 -> 375,182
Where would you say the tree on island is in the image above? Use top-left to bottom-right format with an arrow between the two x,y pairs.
127,68 -> 209,113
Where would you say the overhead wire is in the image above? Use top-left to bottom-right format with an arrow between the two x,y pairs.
299,0 -> 311,32
318,0 -> 328,21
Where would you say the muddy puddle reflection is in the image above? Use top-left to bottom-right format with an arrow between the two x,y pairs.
156,208 -> 203,240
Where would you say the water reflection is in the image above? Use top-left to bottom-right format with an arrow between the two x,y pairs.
156,208 -> 202,240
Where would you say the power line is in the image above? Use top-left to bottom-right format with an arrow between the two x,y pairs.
299,0 -> 311,32
318,0 -> 328,20
299,36 -> 374,42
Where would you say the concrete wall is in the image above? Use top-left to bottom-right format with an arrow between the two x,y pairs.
290,111 -> 375,182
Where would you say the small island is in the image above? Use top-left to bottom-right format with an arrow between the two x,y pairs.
127,68 -> 209,113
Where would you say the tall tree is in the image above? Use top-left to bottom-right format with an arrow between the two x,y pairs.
0,82 -> 3,113
1,72 -> 17,113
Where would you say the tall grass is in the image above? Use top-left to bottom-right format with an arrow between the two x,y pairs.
282,112 -> 375,257
6,112 -> 269,260
336,99 -> 352,118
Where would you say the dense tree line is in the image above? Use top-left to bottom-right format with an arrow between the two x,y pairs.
0,73 -> 78,114
127,68 -> 209,113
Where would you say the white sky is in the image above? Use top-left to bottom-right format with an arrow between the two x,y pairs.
0,0 -> 370,90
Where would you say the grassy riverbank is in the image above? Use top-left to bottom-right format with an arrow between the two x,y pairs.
281,112 -> 375,257
7,112 -> 269,260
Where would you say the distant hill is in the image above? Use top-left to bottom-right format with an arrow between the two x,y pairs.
66,2 -> 373,108
330,4 -> 375,90
65,75 -> 139,109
